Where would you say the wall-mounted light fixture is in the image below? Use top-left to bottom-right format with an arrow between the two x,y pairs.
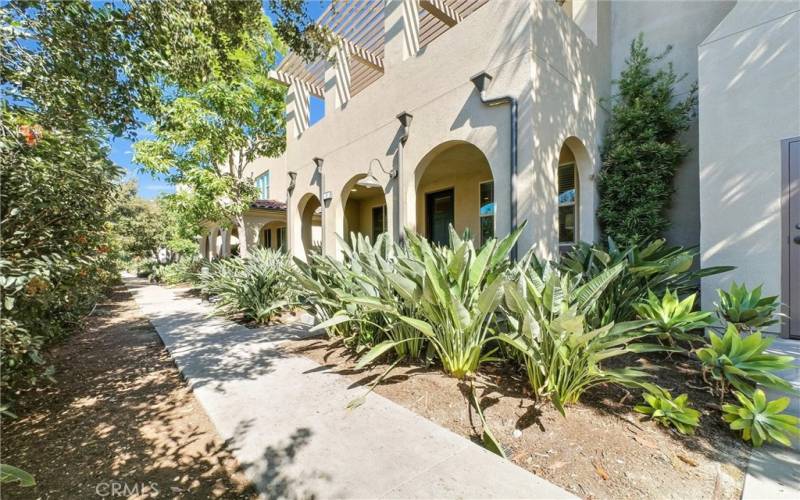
356,158 -> 396,189
287,171 -> 297,194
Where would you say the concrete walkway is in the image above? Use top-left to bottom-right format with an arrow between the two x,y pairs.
125,277 -> 572,499
742,337 -> 800,500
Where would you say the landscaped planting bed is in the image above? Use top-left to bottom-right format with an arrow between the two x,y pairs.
193,229 -> 797,499
289,336 -> 749,499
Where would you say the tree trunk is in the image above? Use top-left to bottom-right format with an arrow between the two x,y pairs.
234,214 -> 249,258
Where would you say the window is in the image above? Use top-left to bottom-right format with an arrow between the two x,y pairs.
372,205 -> 386,241
255,171 -> 270,199
276,227 -> 286,251
479,181 -> 494,246
558,163 -> 577,244
265,228 -> 272,248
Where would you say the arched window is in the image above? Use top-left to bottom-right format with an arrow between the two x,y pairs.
558,162 -> 577,245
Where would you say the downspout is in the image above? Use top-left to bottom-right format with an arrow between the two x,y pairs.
396,112 -> 413,244
470,71 -> 518,260
313,157 -> 325,255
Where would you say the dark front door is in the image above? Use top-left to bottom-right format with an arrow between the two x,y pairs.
785,137 -> 800,339
426,188 -> 454,246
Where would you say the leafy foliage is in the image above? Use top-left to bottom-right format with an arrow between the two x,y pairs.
0,111 -> 122,392
499,262 -> 669,414
0,464 -> 35,487
302,232 -> 425,359
134,15 -> 287,255
305,225 -> 523,379
722,390 -> 800,447
200,249 -> 297,324
150,256 -> 206,286
362,226 -> 524,379
695,324 -> 796,397
267,0 -> 335,62
715,282 -> 780,333
2,0 -> 267,136
633,289 -> 714,343
634,387 -> 700,435
560,238 -> 731,327
597,34 -> 698,244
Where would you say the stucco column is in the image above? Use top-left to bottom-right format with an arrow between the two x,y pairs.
287,82 -> 310,139
383,0 -> 419,70
198,233 -> 207,259
221,229 -> 231,257
208,227 -> 219,259
242,215 -> 263,257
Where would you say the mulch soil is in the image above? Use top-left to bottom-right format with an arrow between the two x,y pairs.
287,335 -> 750,500
1,286 -> 257,500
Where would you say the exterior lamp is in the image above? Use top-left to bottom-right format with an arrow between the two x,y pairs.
356,158 -> 395,189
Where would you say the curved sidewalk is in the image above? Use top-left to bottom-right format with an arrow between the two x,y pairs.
125,277 -> 573,499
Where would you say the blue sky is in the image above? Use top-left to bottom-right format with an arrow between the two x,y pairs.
115,0 -> 331,199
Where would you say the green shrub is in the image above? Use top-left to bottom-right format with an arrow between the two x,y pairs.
499,262 -> 671,414
560,238 -> 731,327
634,387 -> 700,435
313,225 -> 523,379
597,34 -> 698,244
722,389 -> 799,447
200,249 -> 297,324
1,111 -> 121,392
715,282 -> 780,333
151,256 -> 205,285
695,324 -> 795,397
294,234 -> 398,351
633,289 -> 714,343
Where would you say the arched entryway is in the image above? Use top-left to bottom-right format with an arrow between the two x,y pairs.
298,193 -> 322,257
413,141 -> 494,247
556,136 -> 592,250
340,174 -> 388,245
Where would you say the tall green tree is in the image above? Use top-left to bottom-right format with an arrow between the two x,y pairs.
134,17 -> 287,257
0,0 -> 271,392
597,34 -> 697,245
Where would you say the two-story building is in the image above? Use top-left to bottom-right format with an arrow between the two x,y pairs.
198,0 -> 800,339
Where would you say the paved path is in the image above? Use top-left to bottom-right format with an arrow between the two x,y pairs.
742,337 -> 800,500
125,278 -> 572,499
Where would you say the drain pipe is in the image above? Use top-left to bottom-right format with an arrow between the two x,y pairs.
470,71 -> 518,260
313,157 -> 325,255
396,111 -> 413,244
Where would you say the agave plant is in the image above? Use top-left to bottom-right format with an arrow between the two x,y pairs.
695,324 -> 796,398
633,289 -> 714,343
722,389 -> 800,447
634,386 -> 701,435
559,238 -> 732,327
498,262 -> 672,415
715,282 -> 781,333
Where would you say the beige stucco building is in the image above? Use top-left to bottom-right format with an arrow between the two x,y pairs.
198,0 -> 800,338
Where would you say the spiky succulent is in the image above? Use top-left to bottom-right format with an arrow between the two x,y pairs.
722,390 -> 800,447
634,387 -> 701,435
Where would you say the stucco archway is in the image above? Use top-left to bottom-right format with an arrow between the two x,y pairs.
409,141 -> 495,247
337,174 -> 388,247
297,193 -> 322,258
